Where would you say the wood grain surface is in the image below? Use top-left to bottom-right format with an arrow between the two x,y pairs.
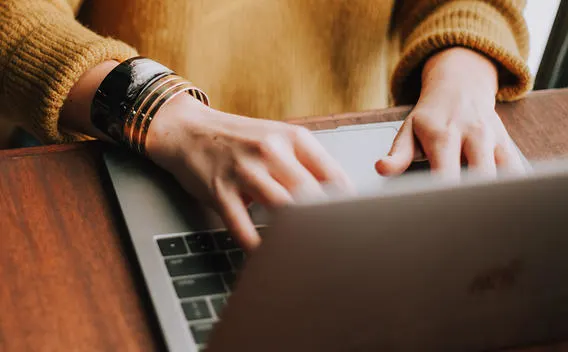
1,89 -> 567,351
0,144 -> 162,351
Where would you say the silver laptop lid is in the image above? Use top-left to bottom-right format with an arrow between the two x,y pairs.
208,159 -> 568,351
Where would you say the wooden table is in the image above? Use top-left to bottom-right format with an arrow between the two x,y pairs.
1,89 -> 567,351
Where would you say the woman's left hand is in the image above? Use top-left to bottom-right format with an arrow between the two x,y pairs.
376,47 -> 526,179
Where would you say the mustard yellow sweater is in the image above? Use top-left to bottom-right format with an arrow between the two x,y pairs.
0,0 -> 531,143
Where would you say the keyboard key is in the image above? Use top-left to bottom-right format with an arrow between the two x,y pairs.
190,323 -> 214,344
213,231 -> 238,250
181,299 -> 211,321
210,296 -> 227,317
228,250 -> 245,270
157,237 -> 188,256
223,272 -> 237,290
174,276 -> 226,298
165,254 -> 231,277
185,232 -> 215,253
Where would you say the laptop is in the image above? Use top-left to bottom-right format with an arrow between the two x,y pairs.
103,121 -> 568,351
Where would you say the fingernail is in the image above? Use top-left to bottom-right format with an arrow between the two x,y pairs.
375,158 -> 390,173
375,158 -> 387,167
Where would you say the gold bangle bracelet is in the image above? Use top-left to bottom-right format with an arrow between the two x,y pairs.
124,75 -> 186,148
121,72 -> 210,154
137,83 -> 201,155
123,74 -> 182,143
128,79 -> 188,149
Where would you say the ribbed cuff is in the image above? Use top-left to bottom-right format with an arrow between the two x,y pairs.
391,1 -> 532,105
0,1 -> 138,143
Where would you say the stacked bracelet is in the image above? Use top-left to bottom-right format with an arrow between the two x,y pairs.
124,74 -> 208,154
91,57 -> 209,155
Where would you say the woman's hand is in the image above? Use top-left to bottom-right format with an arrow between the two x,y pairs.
146,94 -> 353,251
60,60 -> 352,252
376,47 -> 526,179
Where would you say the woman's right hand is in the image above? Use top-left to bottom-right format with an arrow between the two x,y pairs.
145,93 -> 353,251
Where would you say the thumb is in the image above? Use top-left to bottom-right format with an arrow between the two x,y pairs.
375,119 -> 415,176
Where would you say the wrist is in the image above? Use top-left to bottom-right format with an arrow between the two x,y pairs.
145,92 -> 214,163
421,47 -> 498,98
89,57 -> 209,154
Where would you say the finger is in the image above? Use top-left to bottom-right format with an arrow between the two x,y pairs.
420,127 -> 462,180
462,136 -> 497,177
490,119 -> 527,173
260,134 -> 325,198
215,181 -> 260,252
293,128 -> 355,193
375,118 -> 415,176
495,142 -> 526,174
236,162 -> 294,207
275,158 -> 326,200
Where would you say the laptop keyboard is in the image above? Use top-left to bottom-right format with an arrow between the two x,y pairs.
156,226 -> 265,349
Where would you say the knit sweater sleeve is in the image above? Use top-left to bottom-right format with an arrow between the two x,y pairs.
390,0 -> 532,105
0,0 -> 137,143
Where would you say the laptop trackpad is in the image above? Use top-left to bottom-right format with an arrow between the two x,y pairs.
313,123 -> 399,190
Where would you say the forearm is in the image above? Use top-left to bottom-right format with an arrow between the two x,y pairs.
60,61 -> 120,141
